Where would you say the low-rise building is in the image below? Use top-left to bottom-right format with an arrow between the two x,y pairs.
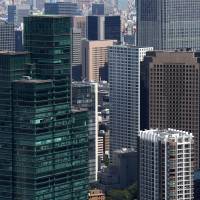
89,189 -> 105,200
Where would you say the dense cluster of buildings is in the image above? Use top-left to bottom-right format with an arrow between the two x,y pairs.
1,0 -> 200,200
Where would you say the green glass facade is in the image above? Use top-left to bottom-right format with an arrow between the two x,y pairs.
24,16 -> 71,110
0,52 -> 32,200
12,80 -> 89,200
0,16 -> 89,200
21,15 -> 89,200
12,80 -> 54,200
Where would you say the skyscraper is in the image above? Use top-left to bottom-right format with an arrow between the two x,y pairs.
137,0 -> 200,50
72,28 -> 82,67
44,2 -> 82,16
16,4 -> 30,26
87,16 -> 121,42
82,39 -> 115,82
104,16 -> 121,41
14,15 -> 89,200
194,170 -> 200,200
7,5 -> 16,24
109,45 -> 153,159
139,129 -> 194,200
92,3 -> 105,15
72,81 -> 98,183
0,52 -> 32,200
72,16 -> 86,80
141,50 -> 200,167
12,77 -> 89,199
72,16 -> 86,38
15,29 -> 23,52
0,20 -> 15,51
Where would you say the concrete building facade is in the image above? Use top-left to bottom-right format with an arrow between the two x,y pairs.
0,20 -> 15,51
137,0 -> 200,50
109,45 -> 153,159
82,39 -> 115,82
139,129 -> 194,200
141,50 -> 200,167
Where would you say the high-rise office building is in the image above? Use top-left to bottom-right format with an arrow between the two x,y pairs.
194,170 -> 200,200
45,2 -> 82,16
92,3 -> 105,15
104,0 -> 118,15
0,20 -> 15,51
12,78 -> 89,199
72,28 -> 82,80
109,45 -> 153,159
8,5 -> 16,24
15,29 -> 23,52
0,52 -> 33,200
137,0 -> 200,50
139,129 -> 194,200
36,0 -> 45,10
7,4 -> 30,26
72,81 -> 98,183
72,28 -> 82,67
86,16 -> 121,42
82,39 -> 115,82
20,15 -> 89,200
16,4 -> 30,26
104,16 -> 121,41
8,4 -> 31,26
73,16 -> 86,38
141,50 -> 200,167
72,16 -> 87,81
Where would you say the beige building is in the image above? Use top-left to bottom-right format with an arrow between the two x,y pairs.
82,39 -> 115,82
141,50 -> 200,168
88,189 -> 105,200
73,16 -> 86,38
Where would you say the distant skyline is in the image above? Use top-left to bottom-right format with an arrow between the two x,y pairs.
118,0 -> 128,10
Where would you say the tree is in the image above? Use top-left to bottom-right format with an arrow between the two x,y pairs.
108,189 -> 131,200
106,183 -> 138,200
127,183 -> 137,199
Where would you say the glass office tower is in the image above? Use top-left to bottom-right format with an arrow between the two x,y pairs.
12,79 -> 89,200
87,16 -> 121,41
137,0 -> 200,50
22,15 -> 89,200
0,15 -> 89,200
72,81 -> 98,183
0,52 -> 32,200
104,16 -> 121,42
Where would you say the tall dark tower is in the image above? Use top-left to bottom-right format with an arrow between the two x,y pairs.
16,15 -> 89,200
0,52 -> 32,200
0,15 -> 89,200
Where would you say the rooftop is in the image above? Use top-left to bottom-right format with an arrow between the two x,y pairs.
71,107 -> 88,113
140,128 -> 193,141
25,15 -> 71,19
0,51 -> 29,56
114,148 -> 136,154
72,81 -> 97,87
14,79 -> 52,84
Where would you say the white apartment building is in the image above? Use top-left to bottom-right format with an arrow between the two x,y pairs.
139,129 -> 194,200
109,45 -> 153,159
